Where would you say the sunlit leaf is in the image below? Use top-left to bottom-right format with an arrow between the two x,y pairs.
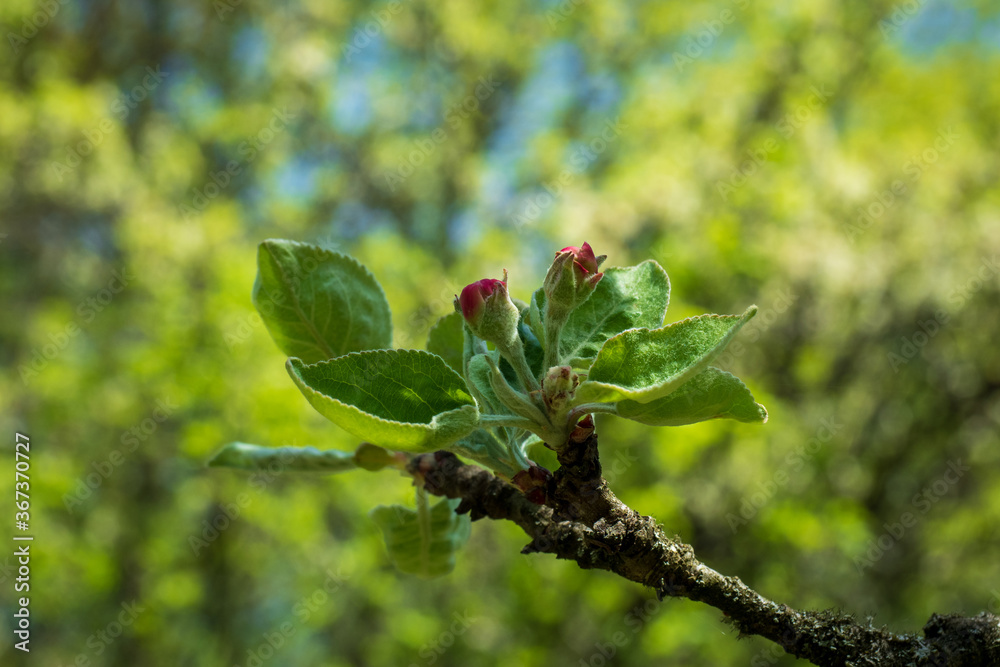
576,306 -> 757,404
534,261 -> 671,367
616,367 -> 768,426
286,351 -> 479,451
467,353 -> 502,413
426,311 -> 465,376
253,239 -> 392,362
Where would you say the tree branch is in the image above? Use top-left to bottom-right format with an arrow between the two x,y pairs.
407,430 -> 1000,667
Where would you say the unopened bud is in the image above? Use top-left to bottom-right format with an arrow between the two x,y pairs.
455,270 -> 520,349
543,242 -> 605,317
542,365 -> 579,413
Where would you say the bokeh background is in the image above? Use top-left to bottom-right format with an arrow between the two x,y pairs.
3,0 -> 1000,665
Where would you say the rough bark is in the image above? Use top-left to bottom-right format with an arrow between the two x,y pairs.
407,431 -> 1000,667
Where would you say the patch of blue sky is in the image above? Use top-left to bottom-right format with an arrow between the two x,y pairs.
979,15 -> 1000,50
488,42 -> 582,159
331,74 -> 374,135
894,2 -> 978,55
327,201 -> 396,240
885,1 -> 1000,56
481,42 -> 584,211
160,58 -> 225,130
659,30 -> 741,73
580,71 -> 622,115
340,36 -> 444,132
273,157 -> 320,201
232,26 -> 269,84
238,185 -> 267,227
333,34 -> 433,135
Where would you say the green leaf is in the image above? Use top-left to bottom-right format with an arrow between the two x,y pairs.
252,239 -> 392,363
501,308 -> 544,381
616,367 -> 768,426
576,306 -> 757,404
467,353 -> 502,413
286,350 -> 479,452
527,290 -> 546,344
461,321 -> 477,380
208,442 -> 358,473
536,260 -> 671,367
208,441 -> 400,473
370,497 -> 471,578
449,429 -> 517,477
522,434 -> 559,471
426,311 -> 465,376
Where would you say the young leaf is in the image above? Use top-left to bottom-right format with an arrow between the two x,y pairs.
575,306 -> 757,404
467,353 -> 503,413
616,367 -> 768,426
501,308 -> 544,381
536,260 -> 671,367
426,311 -> 465,376
252,239 -> 392,363
370,497 -> 471,578
286,350 -> 479,452
208,442 -> 359,473
449,428 -> 514,474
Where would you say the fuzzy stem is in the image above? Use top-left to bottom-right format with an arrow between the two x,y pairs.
479,414 -> 538,430
568,402 -> 619,422
542,311 -> 566,372
498,336 -> 540,393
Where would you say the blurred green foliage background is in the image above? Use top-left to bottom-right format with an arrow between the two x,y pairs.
2,0 -> 1000,664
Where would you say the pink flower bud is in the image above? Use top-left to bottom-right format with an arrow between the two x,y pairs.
558,242 -> 603,278
458,277 -> 506,327
542,242 -> 607,324
455,270 -> 521,350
